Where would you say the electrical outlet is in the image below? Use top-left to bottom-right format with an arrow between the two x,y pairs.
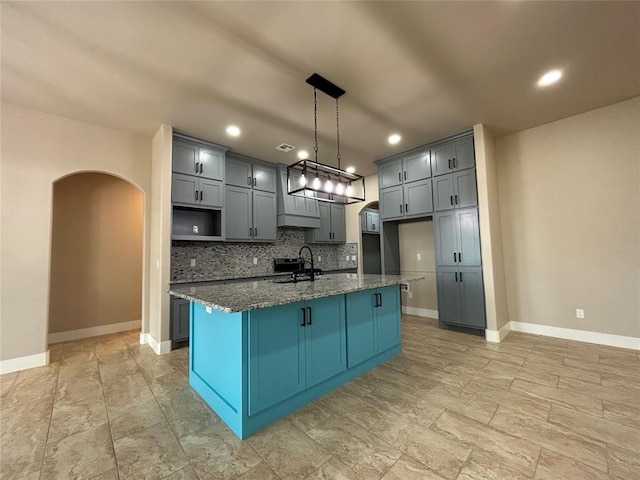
192,225 -> 198,234
408,291 -> 413,299
253,257 -> 258,265
576,308 -> 585,319
346,255 -> 350,261
190,259 -> 196,267
417,252 -> 422,261
318,255 -> 322,262
351,255 -> 356,261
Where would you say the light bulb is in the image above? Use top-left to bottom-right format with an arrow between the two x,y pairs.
312,176 -> 321,189
324,179 -> 334,193
299,173 -> 307,187
335,182 -> 345,195
345,184 -> 353,197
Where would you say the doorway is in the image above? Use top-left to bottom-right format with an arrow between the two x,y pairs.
360,201 -> 382,274
48,172 -> 144,342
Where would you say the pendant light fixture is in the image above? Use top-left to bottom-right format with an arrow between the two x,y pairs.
287,73 -> 365,204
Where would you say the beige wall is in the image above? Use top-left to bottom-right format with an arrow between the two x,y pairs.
49,173 -> 143,334
398,221 -> 438,314
496,97 -> 640,338
0,104 -> 151,361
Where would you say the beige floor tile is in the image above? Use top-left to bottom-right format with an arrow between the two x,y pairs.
0,372 -> 18,399
482,359 -> 560,387
547,404 -> 640,453
0,397 -> 53,440
456,450 -> 532,480
248,420 -> 331,480
109,396 -> 166,440
510,378 -> 603,417
307,415 -> 402,480
465,346 -> 527,366
402,364 -> 471,390
558,376 -> 640,406
102,372 -> 155,418
113,421 -> 188,479
289,398 -> 335,433
54,375 -> 103,406
41,423 -> 115,480
147,370 -> 190,399
413,383 -> 499,424
464,380 -> 551,421
180,422 -> 261,480
533,342 -> 601,363
136,356 -> 181,381
499,343 -> 565,366
236,462 -> 279,480
48,394 -> 109,443
534,448 -> 611,480
156,386 -> 220,439
607,445 -> 640,480
363,383 -> 445,428
305,457 -> 362,480
490,407 -> 608,472
442,363 -> 513,390
524,358 -> 603,384
603,399 -> 640,430
400,349 -> 452,371
381,454 -> 445,480
92,469 -> 119,479
365,365 -> 424,393
0,423 -> 48,480
431,410 -> 540,477
99,359 -> 140,383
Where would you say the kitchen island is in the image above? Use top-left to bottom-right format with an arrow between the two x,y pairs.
169,273 -> 423,439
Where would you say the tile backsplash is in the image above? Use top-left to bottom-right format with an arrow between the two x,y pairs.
171,227 -> 357,283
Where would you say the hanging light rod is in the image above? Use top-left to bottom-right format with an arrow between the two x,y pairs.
306,73 -> 345,99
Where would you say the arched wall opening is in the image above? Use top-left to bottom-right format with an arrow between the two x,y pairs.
48,172 -> 144,342
359,201 -> 382,274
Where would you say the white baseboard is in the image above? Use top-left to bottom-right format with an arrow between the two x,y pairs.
139,332 -> 172,355
485,322 -> 512,343
508,321 -> 640,350
0,350 -> 50,375
402,306 -> 439,319
48,320 -> 141,344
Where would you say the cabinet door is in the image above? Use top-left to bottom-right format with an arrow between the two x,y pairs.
376,286 -> 401,353
403,150 -> 431,183
253,164 -> 277,193
458,267 -> 486,328
198,147 -> 224,181
226,157 -> 253,188
378,158 -> 403,189
379,186 -> 404,220
314,203 -> 332,242
305,296 -> 347,388
404,178 -> 433,218
366,211 -> 379,233
436,267 -> 461,325
433,175 -> 454,212
452,136 -> 475,171
330,204 -> 346,243
456,208 -> 482,266
253,191 -> 277,241
453,170 -> 478,208
432,143 -> 453,177
248,303 -> 306,415
434,211 -> 458,266
171,297 -> 190,342
172,140 -> 198,175
304,197 -> 319,217
345,290 -> 377,368
199,178 -> 224,207
225,186 -> 252,240
172,173 -> 198,205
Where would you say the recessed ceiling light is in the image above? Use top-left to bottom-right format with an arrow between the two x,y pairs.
226,125 -> 241,137
297,150 -> 309,159
537,69 -> 563,87
388,133 -> 402,145
345,166 -> 356,174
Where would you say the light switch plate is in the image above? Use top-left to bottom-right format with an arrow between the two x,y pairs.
576,308 -> 585,319
253,257 -> 258,265
417,253 -> 422,260
351,255 -> 356,261
190,259 -> 196,267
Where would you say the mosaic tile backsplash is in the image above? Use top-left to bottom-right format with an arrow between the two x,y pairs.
171,227 -> 358,283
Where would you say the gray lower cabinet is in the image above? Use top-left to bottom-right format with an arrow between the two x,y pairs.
434,208 -> 482,267
380,179 -> 433,220
171,297 -> 190,348
225,186 -> 276,242
173,138 -> 225,181
226,154 -> 277,193
433,169 -> 478,211
305,203 -> 346,243
436,266 -> 486,329
172,173 -> 224,208
432,136 -> 475,177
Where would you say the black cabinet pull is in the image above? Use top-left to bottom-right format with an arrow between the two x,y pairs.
454,252 -> 457,262
199,191 -> 203,201
450,195 -> 454,206
195,162 -> 199,173
455,194 -> 459,205
453,157 -> 457,168
460,271 -> 463,282
200,163 -> 203,174
254,228 -> 257,237
307,307 -> 312,325
405,203 -> 409,213
374,293 -> 379,307
403,171 -> 407,181
301,308 -> 306,327
247,176 -> 252,186
195,190 -> 198,201
400,204 -> 403,214
253,177 -> 257,187
398,172 -> 402,181
378,292 -> 383,306
455,272 -> 458,282
448,159 -> 452,169
459,252 -> 462,262
249,227 -> 252,237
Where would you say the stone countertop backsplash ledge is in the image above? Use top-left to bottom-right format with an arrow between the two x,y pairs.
170,273 -> 424,313
171,227 -> 357,284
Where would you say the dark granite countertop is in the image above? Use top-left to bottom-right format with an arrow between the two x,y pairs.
169,273 -> 424,313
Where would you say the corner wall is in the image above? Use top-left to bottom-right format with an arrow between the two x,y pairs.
0,104 -> 151,365
496,97 -> 640,339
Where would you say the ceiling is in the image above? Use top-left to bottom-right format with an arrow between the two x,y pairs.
2,1 -> 639,176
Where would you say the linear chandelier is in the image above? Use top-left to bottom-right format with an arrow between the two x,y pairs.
287,73 -> 365,204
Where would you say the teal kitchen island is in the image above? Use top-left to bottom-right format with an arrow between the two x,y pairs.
169,273 -> 423,439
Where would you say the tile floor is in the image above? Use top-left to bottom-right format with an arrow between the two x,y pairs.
1,315 -> 639,480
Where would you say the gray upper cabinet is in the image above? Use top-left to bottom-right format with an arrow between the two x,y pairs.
378,149 -> 430,190
226,154 -> 276,193
276,166 -> 321,228
305,203 -> 346,244
433,169 -> 477,211
432,136 -> 475,177
253,191 -> 277,241
172,173 -> 224,208
378,158 -> 403,189
380,179 -> 433,220
434,208 -> 482,267
225,186 -> 277,242
173,138 -> 224,181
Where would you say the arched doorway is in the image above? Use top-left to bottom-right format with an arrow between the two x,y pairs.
48,172 -> 144,344
359,201 -> 381,274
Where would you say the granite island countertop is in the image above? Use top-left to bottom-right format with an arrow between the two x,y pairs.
169,273 -> 424,313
